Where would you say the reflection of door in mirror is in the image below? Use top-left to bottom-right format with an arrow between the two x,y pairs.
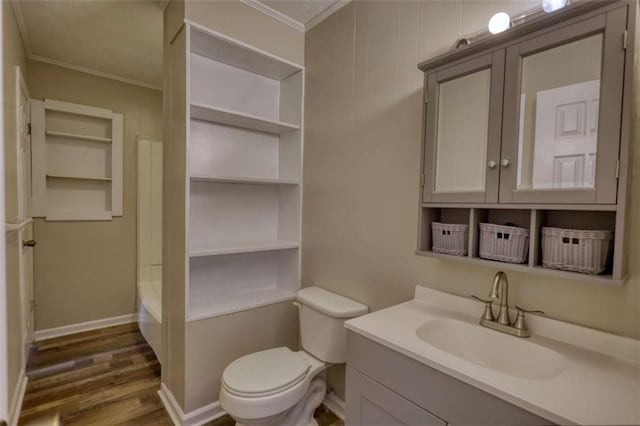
516,34 -> 602,190
533,80 -> 599,188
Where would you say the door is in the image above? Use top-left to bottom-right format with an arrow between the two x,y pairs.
422,51 -> 504,204
346,367 -> 446,426
532,80 -> 599,189
500,7 -> 627,204
16,66 -> 34,359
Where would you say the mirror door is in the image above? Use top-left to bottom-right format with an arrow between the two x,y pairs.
423,51 -> 504,204
499,8 -> 627,204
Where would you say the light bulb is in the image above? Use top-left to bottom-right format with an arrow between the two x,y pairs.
542,0 -> 568,13
488,12 -> 511,34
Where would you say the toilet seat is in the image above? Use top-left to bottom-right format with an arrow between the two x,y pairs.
222,348 -> 311,398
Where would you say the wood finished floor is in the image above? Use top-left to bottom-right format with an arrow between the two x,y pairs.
19,323 -> 343,426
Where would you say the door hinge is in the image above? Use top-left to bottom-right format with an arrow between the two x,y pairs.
615,160 -> 620,179
27,123 -> 31,135
420,174 -> 425,187
623,30 -> 628,50
424,89 -> 428,104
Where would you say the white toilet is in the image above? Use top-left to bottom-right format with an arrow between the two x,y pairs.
219,286 -> 368,426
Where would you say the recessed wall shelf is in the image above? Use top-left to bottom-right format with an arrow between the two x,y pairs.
45,130 -> 112,143
190,103 -> 299,135
190,175 -> 298,185
189,241 -> 299,257
31,98 -> 123,221
46,173 -> 112,182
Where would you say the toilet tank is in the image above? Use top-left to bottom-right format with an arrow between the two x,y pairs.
296,287 -> 368,363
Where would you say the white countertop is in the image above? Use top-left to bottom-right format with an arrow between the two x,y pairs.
344,286 -> 640,425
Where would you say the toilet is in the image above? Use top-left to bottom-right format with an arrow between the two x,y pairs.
219,286 -> 368,426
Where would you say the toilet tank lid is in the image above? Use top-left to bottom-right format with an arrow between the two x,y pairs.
296,287 -> 368,318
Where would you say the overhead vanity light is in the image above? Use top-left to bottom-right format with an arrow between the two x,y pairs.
542,0 -> 568,13
488,12 -> 511,34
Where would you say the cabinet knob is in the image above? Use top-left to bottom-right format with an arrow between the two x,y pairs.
488,160 -> 497,169
501,159 -> 511,168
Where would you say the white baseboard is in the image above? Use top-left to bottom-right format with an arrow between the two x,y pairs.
8,369 -> 28,426
34,313 -> 137,341
323,390 -> 345,421
159,383 -> 226,426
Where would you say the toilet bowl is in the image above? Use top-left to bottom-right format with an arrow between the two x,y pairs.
219,287 -> 368,426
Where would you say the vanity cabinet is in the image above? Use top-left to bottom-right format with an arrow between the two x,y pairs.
417,1 -> 635,285
346,332 -> 554,426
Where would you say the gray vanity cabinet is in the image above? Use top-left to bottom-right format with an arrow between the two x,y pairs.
346,332 -> 554,426
346,367 -> 446,426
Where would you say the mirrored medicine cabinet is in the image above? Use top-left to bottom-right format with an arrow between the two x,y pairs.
416,0 -> 635,285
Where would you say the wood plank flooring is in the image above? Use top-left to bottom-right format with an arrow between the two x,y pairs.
20,322 -> 170,425
19,323 -> 343,426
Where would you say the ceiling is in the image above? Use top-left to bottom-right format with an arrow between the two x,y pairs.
12,0 -> 345,90
256,0 -> 344,28
13,0 -> 164,89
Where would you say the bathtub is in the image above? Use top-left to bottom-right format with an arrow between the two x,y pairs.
137,266 -> 162,362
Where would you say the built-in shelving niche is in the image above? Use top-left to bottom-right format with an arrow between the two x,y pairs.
186,25 -> 303,321
418,206 -> 622,286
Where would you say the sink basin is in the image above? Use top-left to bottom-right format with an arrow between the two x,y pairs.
416,318 -> 566,380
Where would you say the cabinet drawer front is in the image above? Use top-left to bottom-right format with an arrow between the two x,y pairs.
347,332 -> 554,426
346,366 -> 446,426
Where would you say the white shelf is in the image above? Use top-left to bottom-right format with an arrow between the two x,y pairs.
190,24 -> 301,81
47,173 -> 112,182
190,103 -> 299,135
46,130 -> 112,143
188,287 -> 295,321
45,210 -> 112,221
190,175 -> 298,185
190,240 -> 299,257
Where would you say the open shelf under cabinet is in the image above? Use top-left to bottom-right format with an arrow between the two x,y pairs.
419,206 -> 623,286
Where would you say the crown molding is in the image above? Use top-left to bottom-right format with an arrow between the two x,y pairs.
305,0 -> 351,31
28,55 -> 162,91
240,0 -> 305,32
11,0 -> 161,91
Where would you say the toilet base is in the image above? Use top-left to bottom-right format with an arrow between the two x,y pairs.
233,377 -> 327,426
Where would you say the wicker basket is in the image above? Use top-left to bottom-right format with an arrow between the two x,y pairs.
479,223 -> 529,264
541,227 -> 613,274
432,222 -> 468,256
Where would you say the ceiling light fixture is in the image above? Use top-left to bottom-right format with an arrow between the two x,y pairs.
542,0 -> 568,13
488,12 -> 511,34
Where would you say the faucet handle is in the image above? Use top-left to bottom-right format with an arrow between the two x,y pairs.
471,295 -> 495,322
513,306 -> 544,332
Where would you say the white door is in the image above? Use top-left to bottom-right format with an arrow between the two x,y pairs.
532,80 -> 600,189
16,67 -> 34,361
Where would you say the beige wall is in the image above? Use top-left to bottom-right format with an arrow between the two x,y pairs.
27,60 -> 162,330
2,0 -> 28,414
303,0 -> 640,400
185,0 -> 304,66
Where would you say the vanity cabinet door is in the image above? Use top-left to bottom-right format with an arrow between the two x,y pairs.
346,367 -> 447,426
499,6 -> 627,204
422,51 -> 504,204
